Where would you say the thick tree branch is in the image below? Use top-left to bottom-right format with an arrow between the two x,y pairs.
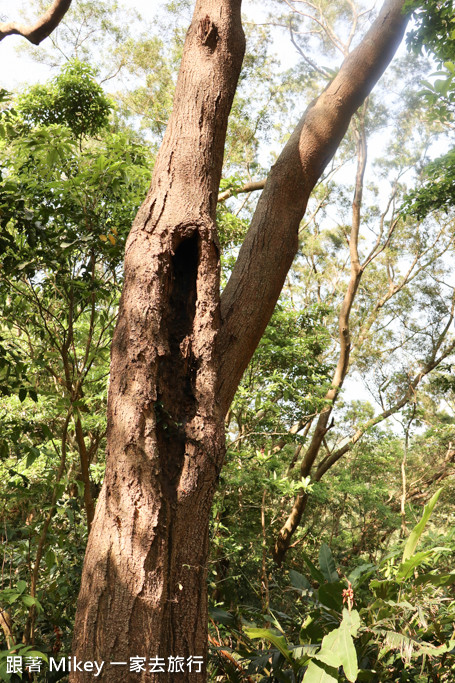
217,0 -> 411,414
0,0 -> 72,45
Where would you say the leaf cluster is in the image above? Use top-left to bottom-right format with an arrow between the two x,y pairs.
15,61 -> 112,139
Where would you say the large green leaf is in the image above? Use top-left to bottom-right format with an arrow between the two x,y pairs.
402,488 -> 442,562
312,610 -> 360,683
416,571 -> 455,586
303,660 -> 339,682
319,544 -> 339,583
347,563 -> 376,587
317,582 -> 344,611
302,553 -> 326,584
244,627 -> 293,662
396,550 -> 434,580
290,569 -> 312,592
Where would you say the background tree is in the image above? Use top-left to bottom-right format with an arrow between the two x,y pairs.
0,61 -> 151,669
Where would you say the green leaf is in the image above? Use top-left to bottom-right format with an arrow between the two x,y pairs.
16,580 -> 27,594
6,593 -> 20,605
396,547 -> 448,580
347,563 -> 376,587
25,447 -> 40,469
402,488 -> 442,562
415,571 -> 455,587
342,608 -> 361,637
313,610 -> 360,682
319,544 -> 339,583
396,550 -> 433,580
18,387 -> 27,402
303,660 -> 339,682
209,606 -> 235,625
290,569 -> 312,592
0,660 -> 13,682
317,582 -> 344,611
244,627 -> 293,662
21,595 -> 38,607
25,651 -> 48,663
302,553 -> 326,584
300,614 -> 325,643
45,549 -> 56,568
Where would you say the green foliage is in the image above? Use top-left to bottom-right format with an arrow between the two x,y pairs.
402,2 -> 455,215
406,1 -> 455,65
0,61 -> 152,662
232,302 -> 332,435
401,488 -> 442,562
210,497 -> 455,681
402,149 -> 455,218
15,61 -> 111,138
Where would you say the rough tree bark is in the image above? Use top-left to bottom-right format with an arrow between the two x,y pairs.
71,0 -> 411,681
0,0 -> 72,44
71,2 -> 245,681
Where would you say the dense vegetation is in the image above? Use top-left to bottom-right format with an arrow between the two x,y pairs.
1,0 -> 455,681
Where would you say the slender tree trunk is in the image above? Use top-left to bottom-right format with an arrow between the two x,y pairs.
400,411 -> 416,537
70,2 -> 245,680
273,109 -> 368,565
74,415 -> 95,531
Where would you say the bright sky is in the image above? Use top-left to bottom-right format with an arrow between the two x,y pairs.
0,0 -> 170,89
0,0 -> 384,90
0,0 -> 305,91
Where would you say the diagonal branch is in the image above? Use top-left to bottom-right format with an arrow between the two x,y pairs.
314,336 -> 455,480
217,0 -> 411,415
0,0 -> 72,45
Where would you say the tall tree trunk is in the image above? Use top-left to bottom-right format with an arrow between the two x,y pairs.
70,2 -> 245,680
71,0 -> 411,680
